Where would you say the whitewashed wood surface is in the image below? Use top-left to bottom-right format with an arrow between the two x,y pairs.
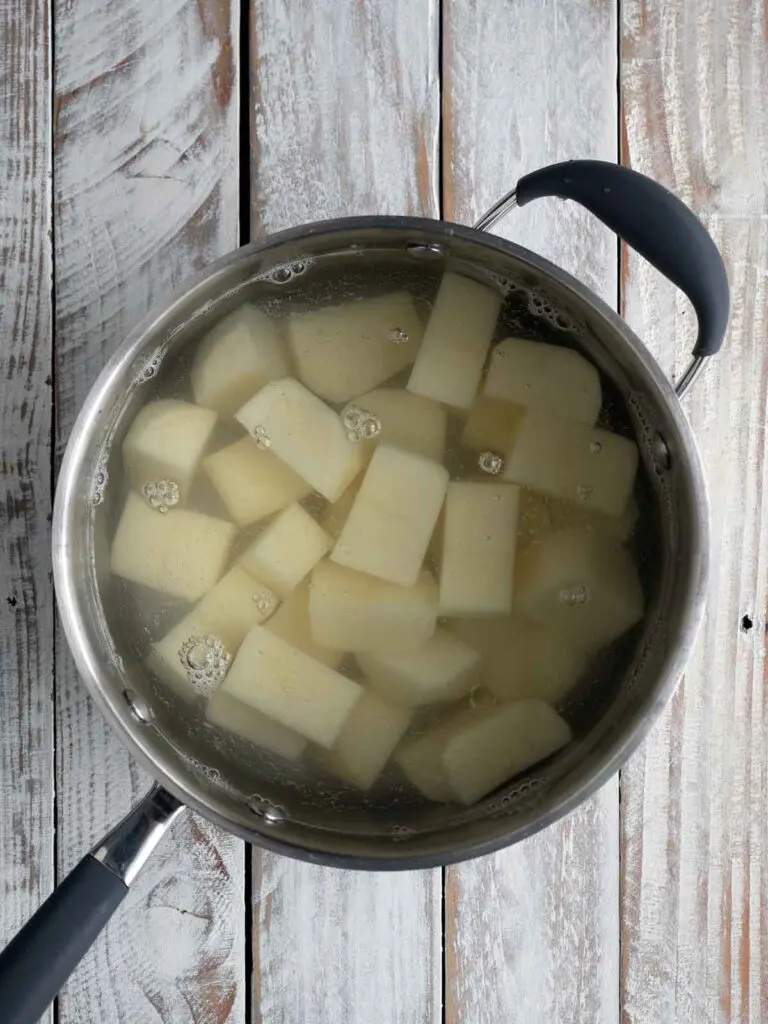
1,0 -> 766,1022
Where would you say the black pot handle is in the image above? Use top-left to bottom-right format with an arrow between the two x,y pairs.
0,785 -> 184,1024
514,159 -> 730,361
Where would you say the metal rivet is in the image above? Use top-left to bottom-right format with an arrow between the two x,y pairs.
248,796 -> 285,824
652,433 -> 671,472
406,242 -> 444,259
123,689 -> 155,724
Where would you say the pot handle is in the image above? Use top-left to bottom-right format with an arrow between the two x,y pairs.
0,785 -> 184,1024
477,160 -> 730,394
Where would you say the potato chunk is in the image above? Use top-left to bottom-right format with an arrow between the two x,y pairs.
395,717 -> 461,802
111,493 -> 235,602
287,291 -> 424,402
358,628 -> 481,707
309,561 -> 438,653
332,445 -> 449,586
122,399 -> 217,502
439,482 -> 519,616
514,527 -> 644,651
205,692 -> 307,762
236,378 -> 362,501
453,611 -> 586,705
342,388 -> 447,462
462,395 -> 525,453
264,582 -> 342,669
321,477 -> 364,539
221,625 -> 363,747
517,489 -> 639,551
408,272 -> 502,410
151,566 -> 278,693
484,338 -> 601,424
503,411 -> 638,516
203,437 -> 311,528
191,305 -> 288,417
239,503 -> 332,597
323,690 -> 413,790
441,699 -> 572,804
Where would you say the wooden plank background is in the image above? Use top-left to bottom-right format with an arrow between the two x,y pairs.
0,0 -> 766,1022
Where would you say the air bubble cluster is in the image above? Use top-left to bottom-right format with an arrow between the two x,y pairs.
90,460 -> 109,507
388,326 -> 410,344
260,259 -> 313,285
253,591 -> 276,616
342,405 -> 381,443
576,484 -> 593,502
178,634 -> 231,696
478,450 -> 503,475
559,584 -> 590,607
251,425 -> 271,449
134,349 -> 165,384
143,479 -> 180,514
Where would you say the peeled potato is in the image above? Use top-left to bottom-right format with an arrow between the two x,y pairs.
332,445 -> 449,586
203,437 -> 312,527
236,378 -> 363,502
264,581 -> 342,669
151,566 -> 278,694
341,388 -> 447,462
517,489 -> 639,551
408,272 -> 503,410
122,399 -> 217,502
503,410 -> 638,516
309,561 -> 438,653
287,291 -> 424,402
323,690 -> 413,790
322,476 -> 364,539
395,720 -> 458,802
484,338 -> 601,424
111,493 -> 235,602
439,482 -> 520,616
205,691 -> 307,762
441,699 -> 572,804
514,527 -> 644,651
221,624 -> 363,747
452,611 -> 587,705
191,305 -> 288,417
462,395 -> 525,453
358,628 -> 481,707
239,503 -> 332,597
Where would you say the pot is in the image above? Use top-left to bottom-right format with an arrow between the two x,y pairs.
0,161 -> 729,1024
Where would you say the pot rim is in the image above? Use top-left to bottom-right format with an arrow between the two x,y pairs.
52,214 -> 709,869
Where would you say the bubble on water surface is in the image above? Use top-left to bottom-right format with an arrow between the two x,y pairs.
178,634 -> 231,696
251,425 -> 271,449
559,584 -> 590,607
143,479 -> 180,514
478,450 -> 503,475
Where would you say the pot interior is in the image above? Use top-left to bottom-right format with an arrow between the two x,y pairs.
56,220 -> 707,866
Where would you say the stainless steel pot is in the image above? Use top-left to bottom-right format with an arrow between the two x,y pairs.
0,161 -> 729,1024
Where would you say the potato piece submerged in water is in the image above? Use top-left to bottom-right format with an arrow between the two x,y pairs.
441,699 -> 572,805
332,445 -> 449,587
111,493 -> 235,602
264,581 -> 342,669
205,691 -> 307,762
517,488 -> 639,551
323,690 -> 413,790
341,388 -> 447,463
484,338 -> 602,425
191,305 -> 288,417
452,612 -> 587,706
396,698 -> 571,804
287,291 -> 424,402
503,410 -> 638,517
203,436 -> 312,527
151,566 -> 278,696
239,502 -> 332,598
309,561 -> 438,653
236,378 -> 362,502
122,399 -> 217,503
408,272 -> 503,411
358,628 -> 481,708
515,527 -> 644,652
221,624 -> 363,748
439,482 -> 520,617
462,395 -> 525,453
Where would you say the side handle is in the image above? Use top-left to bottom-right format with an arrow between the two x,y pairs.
0,785 -> 184,1024
516,159 -> 730,360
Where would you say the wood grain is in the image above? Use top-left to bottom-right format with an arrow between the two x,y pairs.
442,1 -> 621,1022
620,2 -> 768,1021
53,1 -> 245,1020
249,2 -> 442,1021
0,6 -> 54,1019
